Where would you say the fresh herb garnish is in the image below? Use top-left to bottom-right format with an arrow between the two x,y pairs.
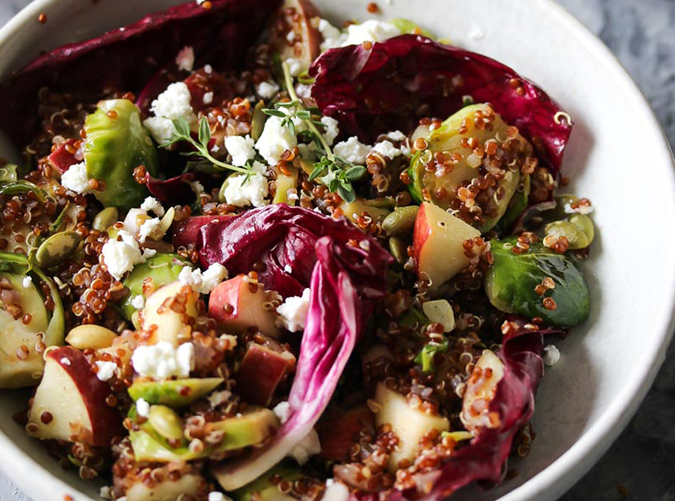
161,117 -> 253,175
414,335 -> 449,373
263,62 -> 365,203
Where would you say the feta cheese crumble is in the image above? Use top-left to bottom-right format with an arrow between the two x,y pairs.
321,116 -> 340,146
543,345 -> 561,366
289,428 -> 321,465
130,295 -> 145,309
178,263 -> 229,294
343,20 -> 401,47
99,486 -> 113,500
334,137 -> 371,164
319,19 -> 346,51
273,401 -> 291,424
285,58 -> 302,77
136,398 -> 151,418
276,288 -> 310,332
22,276 -> 32,289
255,116 -> 298,165
95,361 -> 117,382
208,492 -> 233,501
101,230 -> 145,280
372,140 -> 402,159
323,481 -> 349,501
386,130 -> 407,142
131,342 -> 195,380
138,217 -> 162,243
140,196 -> 165,217
224,135 -> 256,167
144,82 -> 197,143
203,91 -> 214,105
60,162 -> 91,194
256,81 -> 280,99
222,170 -> 269,208
175,46 -> 195,72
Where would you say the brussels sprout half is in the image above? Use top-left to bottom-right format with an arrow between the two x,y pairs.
407,104 -> 536,232
485,238 -> 590,328
84,99 -> 159,210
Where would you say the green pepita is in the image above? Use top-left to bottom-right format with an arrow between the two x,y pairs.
35,231 -> 82,268
148,405 -> 184,441
422,299 -> 455,332
545,214 -> 594,250
92,207 -> 119,232
388,236 -> 409,264
382,206 -> 419,236
251,100 -> 268,142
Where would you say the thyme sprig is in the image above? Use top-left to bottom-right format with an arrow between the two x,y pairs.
263,62 -> 366,203
161,117 -> 253,175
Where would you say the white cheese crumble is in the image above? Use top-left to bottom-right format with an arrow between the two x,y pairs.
99,486 -> 113,500
140,196 -> 165,217
372,140 -> 402,159
323,481 -> 350,501
256,81 -> 280,100
60,162 -> 91,194
289,428 -> 321,465
208,492 -> 233,501
95,361 -> 117,382
175,46 -> 195,72
144,82 -> 197,143
273,401 -> 291,424
101,230 -> 145,280
22,276 -> 32,289
543,345 -> 561,366
276,288 -> 310,332
130,295 -> 145,310
334,137 -> 371,164
386,130 -> 407,141
222,171 -> 269,208
224,135 -> 256,167
143,117 -> 176,145
319,19 -> 346,51
295,84 -> 312,99
321,116 -> 340,146
285,58 -> 303,77
136,398 -> 150,418
132,342 -> 195,380
564,202 -> 594,215
343,20 -> 401,47
208,390 -> 232,408
203,91 -> 214,105
138,217 -> 162,243
256,116 -> 298,165
284,264 -> 293,274
178,264 -> 229,294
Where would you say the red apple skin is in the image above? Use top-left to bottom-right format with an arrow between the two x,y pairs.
47,139 -> 79,174
208,275 -> 280,338
235,343 -> 295,406
319,405 -> 375,461
171,215 -> 233,248
45,346 -> 122,446
412,203 -> 431,270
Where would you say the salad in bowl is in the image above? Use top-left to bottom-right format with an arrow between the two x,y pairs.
0,0 -> 594,500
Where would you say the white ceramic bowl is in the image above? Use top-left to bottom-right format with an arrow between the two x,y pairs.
0,1 -> 673,500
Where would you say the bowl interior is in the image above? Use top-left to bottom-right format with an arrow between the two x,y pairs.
0,1 -> 673,501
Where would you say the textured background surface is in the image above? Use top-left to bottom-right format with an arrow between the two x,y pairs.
0,0 -> 673,500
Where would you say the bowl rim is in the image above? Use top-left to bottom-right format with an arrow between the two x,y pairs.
0,1 -> 673,500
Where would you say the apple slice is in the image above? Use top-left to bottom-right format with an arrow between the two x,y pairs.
141,280 -> 199,346
27,346 -> 122,446
235,342 -> 295,406
171,215 -> 234,248
460,349 -> 505,434
413,202 -> 481,293
319,405 -> 375,461
270,0 -> 322,73
374,382 -> 449,472
47,138 -> 79,174
208,275 -> 280,338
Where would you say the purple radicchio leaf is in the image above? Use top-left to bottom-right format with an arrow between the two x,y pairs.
0,0 -> 281,147
309,35 -> 572,173
196,204 -> 392,489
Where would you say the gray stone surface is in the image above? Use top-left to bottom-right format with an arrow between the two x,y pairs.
0,0 -> 672,500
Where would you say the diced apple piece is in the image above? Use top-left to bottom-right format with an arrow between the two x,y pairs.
272,166 -> 299,205
460,350 -> 506,434
27,346 -> 122,446
270,0 -> 322,73
171,215 -> 234,248
128,377 -> 223,408
47,138 -> 79,175
374,382 -> 449,472
319,405 -> 375,461
125,473 -> 205,501
231,463 -> 303,501
141,281 -> 199,346
235,343 -> 295,406
208,275 -> 280,338
413,202 -> 481,293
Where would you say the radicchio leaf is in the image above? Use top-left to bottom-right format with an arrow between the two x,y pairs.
310,35 -> 572,173
145,172 -> 196,205
0,0 -> 281,147
196,205 -> 391,489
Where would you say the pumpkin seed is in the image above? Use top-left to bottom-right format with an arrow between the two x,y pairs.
148,405 -> 184,441
545,217 -> 593,250
92,207 -> 119,231
382,206 -> 419,236
35,231 -> 82,268
251,100 -> 268,142
388,236 -> 408,264
422,299 -> 455,332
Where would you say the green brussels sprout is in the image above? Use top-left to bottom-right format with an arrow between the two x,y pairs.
494,174 -> 530,233
84,99 -> 159,210
128,377 -> 224,408
120,253 -> 191,320
407,104 -> 535,232
545,213 -> 595,250
485,238 -> 590,328
390,19 -> 436,39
